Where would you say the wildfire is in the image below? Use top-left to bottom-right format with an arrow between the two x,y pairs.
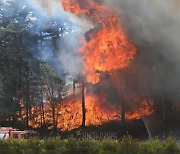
57,0 -> 152,131
57,94 -> 153,131
17,94 -> 153,131
15,0 -> 153,131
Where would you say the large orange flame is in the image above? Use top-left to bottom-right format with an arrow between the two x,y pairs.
56,94 -> 153,131
17,94 -> 153,131
62,0 -> 136,84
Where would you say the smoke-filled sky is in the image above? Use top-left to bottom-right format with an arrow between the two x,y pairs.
29,0 -> 95,76
102,0 -> 180,97
29,0 -> 180,98
103,0 -> 180,60
31,0 -> 180,75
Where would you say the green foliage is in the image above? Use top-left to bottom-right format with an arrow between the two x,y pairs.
119,134 -> 138,154
0,137 -> 179,154
100,140 -> 119,154
162,137 -> 180,154
138,139 -> 164,154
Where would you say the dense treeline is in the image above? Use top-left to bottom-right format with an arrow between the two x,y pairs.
0,0 -> 69,131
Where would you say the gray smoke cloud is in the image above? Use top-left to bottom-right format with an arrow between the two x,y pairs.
30,0 -> 94,31
29,0 -> 94,77
101,0 -> 180,96
31,0 -> 60,14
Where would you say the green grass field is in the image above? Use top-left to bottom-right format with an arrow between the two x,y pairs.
0,136 -> 179,154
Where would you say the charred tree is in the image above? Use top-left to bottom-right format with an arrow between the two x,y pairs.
81,79 -> 86,128
51,101 -> 56,132
73,79 -> 76,95
47,87 -> 57,133
25,90 -> 30,129
23,62 -> 30,129
40,86 -> 45,125
121,93 -> 126,123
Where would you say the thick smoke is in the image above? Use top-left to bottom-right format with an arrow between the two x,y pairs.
31,0 -> 94,31
29,0 -> 94,76
103,0 -> 180,60
102,0 -> 180,138
101,0 -> 180,104
31,0 -> 60,14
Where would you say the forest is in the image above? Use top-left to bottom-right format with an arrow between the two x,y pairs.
0,0 -> 72,132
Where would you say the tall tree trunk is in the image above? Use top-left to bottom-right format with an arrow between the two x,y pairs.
81,79 -> 86,128
51,101 -> 57,134
41,103 -> 45,125
25,68 -> 30,129
121,94 -> 125,122
26,98 -> 29,129
40,86 -> 45,125
52,103 -> 56,130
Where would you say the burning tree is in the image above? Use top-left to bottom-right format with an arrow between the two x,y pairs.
58,0 -> 153,130
40,62 -> 67,132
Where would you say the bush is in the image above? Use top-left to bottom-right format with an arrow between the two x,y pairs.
138,139 -> 164,154
162,137 -> 180,154
119,135 -> 138,154
100,140 -> 119,154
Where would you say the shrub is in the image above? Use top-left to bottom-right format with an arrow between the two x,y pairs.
119,135 -> 138,154
162,137 -> 180,154
138,139 -> 164,154
100,140 -> 119,154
